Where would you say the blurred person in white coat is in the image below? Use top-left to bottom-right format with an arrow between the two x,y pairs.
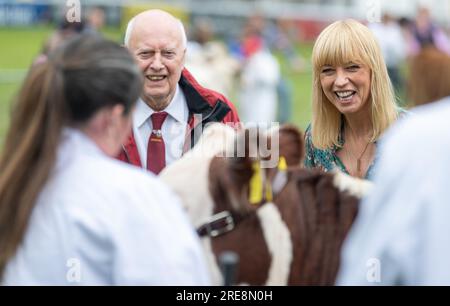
337,96 -> 450,285
0,35 -> 210,285
239,35 -> 280,125
185,18 -> 240,99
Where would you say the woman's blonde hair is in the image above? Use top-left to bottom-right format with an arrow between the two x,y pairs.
311,19 -> 398,149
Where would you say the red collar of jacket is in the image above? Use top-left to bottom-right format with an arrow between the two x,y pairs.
118,68 -> 240,167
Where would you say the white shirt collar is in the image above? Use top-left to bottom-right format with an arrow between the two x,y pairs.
56,128 -> 106,171
61,128 -> 103,157
164,84 -> 188,124
134,98 -> 152,129
133,84 -> 187,128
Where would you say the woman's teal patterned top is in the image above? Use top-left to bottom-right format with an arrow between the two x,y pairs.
303,123 -> 377,180
304,110 -> 407,180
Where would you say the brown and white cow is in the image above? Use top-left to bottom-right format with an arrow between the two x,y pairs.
160,123 -> 372,285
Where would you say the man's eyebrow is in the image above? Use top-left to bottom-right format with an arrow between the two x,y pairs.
136,47 -> 152,53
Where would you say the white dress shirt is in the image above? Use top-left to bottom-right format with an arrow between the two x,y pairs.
337,97 -> 450,285
3,128 -> 210,285
133,85 -> 189,169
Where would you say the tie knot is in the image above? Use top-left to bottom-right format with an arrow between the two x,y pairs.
151,112 -> 168,130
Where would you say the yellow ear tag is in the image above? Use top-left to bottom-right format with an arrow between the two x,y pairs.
278,156 -> 288,171
265,181 -> 273,202
249,162 -> 263,205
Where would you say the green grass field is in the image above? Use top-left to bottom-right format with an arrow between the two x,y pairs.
0,26 -> 313,148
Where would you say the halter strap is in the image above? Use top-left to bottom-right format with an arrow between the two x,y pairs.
197,157 -> 290,238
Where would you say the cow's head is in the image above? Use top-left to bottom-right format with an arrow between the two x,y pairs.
207,124 -> 304,217
160,123 -> 306,285
160,123 -> 371,285
160,123 -> 303,226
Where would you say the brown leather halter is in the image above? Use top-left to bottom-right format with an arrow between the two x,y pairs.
196,163 -> 289,238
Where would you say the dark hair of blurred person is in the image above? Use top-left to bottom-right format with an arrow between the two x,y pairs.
33,19 -> 86,67
408,47 -> 450,106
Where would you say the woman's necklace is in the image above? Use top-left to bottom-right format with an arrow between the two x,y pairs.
356,141 -> 371,175
345,140 -> 371,177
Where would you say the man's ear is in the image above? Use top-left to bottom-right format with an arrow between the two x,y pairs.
181,48 -> 187,66
102,104 -> 126,135
110,104 -> 126,121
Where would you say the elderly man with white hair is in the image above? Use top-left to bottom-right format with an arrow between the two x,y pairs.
118,9 -> 240,175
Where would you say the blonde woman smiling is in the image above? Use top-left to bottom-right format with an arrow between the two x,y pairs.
304,19 -> 401,179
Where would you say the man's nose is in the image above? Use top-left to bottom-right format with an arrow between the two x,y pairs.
150,54 -> 164,71
334,68 -> 349,87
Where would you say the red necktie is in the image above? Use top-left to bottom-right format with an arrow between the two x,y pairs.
147,112 -> 168,174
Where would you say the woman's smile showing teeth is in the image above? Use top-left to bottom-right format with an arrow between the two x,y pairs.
335,90 -> 356,101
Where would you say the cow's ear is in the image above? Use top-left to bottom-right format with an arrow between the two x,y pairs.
277,124 -> 304,167
228,127 -> 259,184
225,128 -> 261,209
